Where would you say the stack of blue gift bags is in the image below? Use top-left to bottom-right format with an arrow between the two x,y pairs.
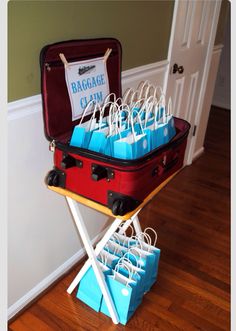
76,226 -> 160,325
70,81 -> 176,160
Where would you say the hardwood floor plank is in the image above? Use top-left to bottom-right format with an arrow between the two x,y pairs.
168,304 -> 225,331
10,311 -> 54,331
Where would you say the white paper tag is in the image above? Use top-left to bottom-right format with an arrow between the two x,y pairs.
65,57 -> 110,121
121,288 -> 129,296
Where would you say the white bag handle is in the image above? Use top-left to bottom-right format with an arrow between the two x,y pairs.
117,221 -> 134,237
133,110 -> 146,136
122,88 -> 135,104
127,246 -> 144,265
98,252 -> 108,266
110,232 -> 122,246
107,241 -> 119,255
118,103 -> 130,128
158,94 -> 168,123
121,251 -> 141,269
136,232 -> 152,245
144,227 -> 158,247
141,95 -> 158,127
130,89 -> 145,108
100,100 -> 119,131
127,235 -> 143,250
105,103 -> 121,138
144,83 -> 155,100
114,262 -> 133,286
135,232 -> 152,252
167,97 -> 172,116
136,80 -> 150,99
117,257 -> 140,278
103,92 -> 117,104
78,100 -> 100,128
110,104 -> 130,138
117,108 -> 141,142
154,85 -> 164,99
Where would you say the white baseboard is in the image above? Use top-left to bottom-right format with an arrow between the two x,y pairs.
8,94 -> 42,120
8,226 -> 109,320
192,147 -> 205,162
212,101 -> 230,110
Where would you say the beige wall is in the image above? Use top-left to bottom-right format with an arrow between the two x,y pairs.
8,0 -> 174,102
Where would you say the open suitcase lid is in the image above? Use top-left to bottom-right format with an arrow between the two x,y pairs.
40,38 -> 122,142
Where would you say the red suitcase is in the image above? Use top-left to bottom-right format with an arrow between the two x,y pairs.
40,38 -> 190,216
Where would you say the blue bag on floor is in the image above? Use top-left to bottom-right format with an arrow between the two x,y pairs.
126,246 -> 157,293
97,249 -> 120,269
110,225 -> 137,248
76,262 -> 111,312
104,237 -> 127,258
116,254 -> 146,308
100,264 -> 139,325
135,227 -> 161,291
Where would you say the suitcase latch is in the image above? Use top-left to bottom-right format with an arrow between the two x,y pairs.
91,164 -> 114,181
61,153 -> 83,169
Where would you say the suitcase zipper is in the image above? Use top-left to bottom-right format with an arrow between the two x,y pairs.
49,140 -> 56,152
44,51 -> 118,70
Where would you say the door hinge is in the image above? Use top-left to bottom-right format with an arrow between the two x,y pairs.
192,125 -> 197,137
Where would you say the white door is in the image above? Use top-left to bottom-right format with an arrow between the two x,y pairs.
165,0 -> 221,165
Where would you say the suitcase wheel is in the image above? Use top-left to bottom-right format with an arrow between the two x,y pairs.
46,170 -> 60,187
112,199 -> 126,216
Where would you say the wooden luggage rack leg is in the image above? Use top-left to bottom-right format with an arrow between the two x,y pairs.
66,196 -> 142,325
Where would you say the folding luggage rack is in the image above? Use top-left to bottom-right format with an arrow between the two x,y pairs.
48,171 -> 178,324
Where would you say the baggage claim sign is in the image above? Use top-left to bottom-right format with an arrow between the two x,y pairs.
65,57 -> 110,121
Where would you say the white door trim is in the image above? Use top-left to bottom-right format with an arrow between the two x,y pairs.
186,0 -> 221,164
164,0 -> 222,165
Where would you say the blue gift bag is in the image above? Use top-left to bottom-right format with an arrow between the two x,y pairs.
98,249 -> 120,269
110,232 -> 137,248
88,126 -> 110,153
70,101 -> 100,148
70,121 -> 96,148
76,262 -> 111,312
113,112 -> 150,160
136,228 -> 161,290
167,115 -> 176,141
166,99 -> 176,140
87,101 -> 118,153
126,246 -> 156,293
100,265 -> 139,325
104,239 -> 127,258
141,245 -> 160,291
103,107 -> 131,156
117,255 -> 146,307
155,121 -> 170,147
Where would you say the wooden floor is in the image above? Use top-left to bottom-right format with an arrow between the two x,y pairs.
9,106 -> 230,331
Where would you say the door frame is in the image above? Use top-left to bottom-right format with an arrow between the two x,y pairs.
163,0 -> 222,165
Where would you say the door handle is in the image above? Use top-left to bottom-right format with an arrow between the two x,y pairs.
173,63 -> 184,74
